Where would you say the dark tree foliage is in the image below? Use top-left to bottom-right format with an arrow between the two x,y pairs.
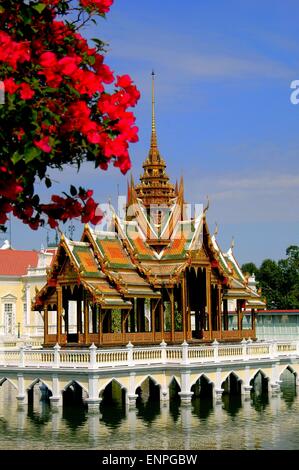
242,246 -> 299,309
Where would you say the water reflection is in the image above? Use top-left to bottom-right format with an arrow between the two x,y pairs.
0,380 -> 298,449
136,399 -> 160,425
222,394 -> 242,417
27,401 -> 52,426
280,369 -> 297,408
192,397 -> 213,420
62,404 -> 87,431
169,398 -> 181,423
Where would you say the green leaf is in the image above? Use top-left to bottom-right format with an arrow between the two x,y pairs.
24,146 -> 41,164
0,6 -> 5,14
70,185 -> 77,197
11,151 -> 23,165
33,3 -> 47,14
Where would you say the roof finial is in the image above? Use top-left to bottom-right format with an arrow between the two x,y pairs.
214,222 -> 219,237
230,236 -> 235,250
204,195 -> 210,214
151,70 -> 158,152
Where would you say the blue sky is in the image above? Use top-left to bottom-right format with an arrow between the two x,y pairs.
6,0 -> 299,266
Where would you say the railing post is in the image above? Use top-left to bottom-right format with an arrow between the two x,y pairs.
241,338 -> 248,361
18,346 -> 25,368
126,341 -> 134,367
160,340 -> 167,365
89,343 -> 97,370
53,343 -> 61,368
212,339 -> 219,362
181,341 -> 189,365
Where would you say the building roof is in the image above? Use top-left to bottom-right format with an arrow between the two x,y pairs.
257,310 -> 299,315
0,250 -> 38,276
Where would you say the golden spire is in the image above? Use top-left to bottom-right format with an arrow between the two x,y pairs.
134,71 -> 175,208
151,70 -> 158,152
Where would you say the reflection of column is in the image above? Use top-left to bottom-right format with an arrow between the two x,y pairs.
269,393 -> 281,416
269,393 -> 281,446
88,413 -> 100,446
51,405 -> 63,435
180,404 -> 192,450
214,398 -> 225,449
242,394 -> 252,449
127,407 -> 137,450
16,406 -> 26,432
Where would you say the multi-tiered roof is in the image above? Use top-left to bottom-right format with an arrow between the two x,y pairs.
34,75 -> 265,343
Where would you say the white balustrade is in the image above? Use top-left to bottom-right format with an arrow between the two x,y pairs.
0,340 -> 298,370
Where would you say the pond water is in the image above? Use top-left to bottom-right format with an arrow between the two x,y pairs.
0,372 -> 298,450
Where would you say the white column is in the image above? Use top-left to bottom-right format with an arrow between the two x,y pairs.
50,374 -> 62,409
213,367 -> 224,403
16,373 -> 27,406
270,362 -> 281,395
241,365 -> 253,397
86,374 -> 101,413
178,370 -> 193,405
126,372 -> 138,407
160,371 -> 169,403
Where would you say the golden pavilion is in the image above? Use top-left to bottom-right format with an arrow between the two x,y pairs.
34,74 -> 265,347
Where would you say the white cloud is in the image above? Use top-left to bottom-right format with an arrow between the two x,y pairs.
186,172 -> 299,224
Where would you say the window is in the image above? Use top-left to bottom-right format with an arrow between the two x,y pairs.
4,303 -> 14,335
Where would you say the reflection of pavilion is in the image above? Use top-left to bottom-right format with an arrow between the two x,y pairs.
34,75 -> 265,348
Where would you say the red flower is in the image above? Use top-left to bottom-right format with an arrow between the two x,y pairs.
3,78 -> 18,94
81,197 -> 103,225
48,217 -> 59,229
39,51 -> 57,68
58,56 -> 81,76
0,179 -> 23,200
80,0 -> 113,14
34,136 -> 52,153
116,75 -> 132,89
0,31 -> 30,70
19,83 -> 35,100
16,129 -> 25,141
